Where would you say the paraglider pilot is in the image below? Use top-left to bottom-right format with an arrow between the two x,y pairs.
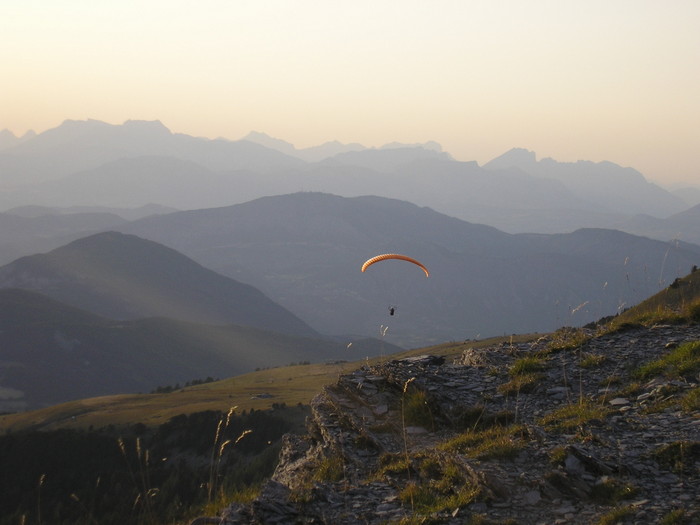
389,306 -> 395,316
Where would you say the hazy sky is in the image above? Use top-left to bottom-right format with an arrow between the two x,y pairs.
2,1 -> 699,185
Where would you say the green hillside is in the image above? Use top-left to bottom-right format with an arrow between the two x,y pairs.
607,267 -> 700,328
0,333 -> 532,434
0,288 -> 397,411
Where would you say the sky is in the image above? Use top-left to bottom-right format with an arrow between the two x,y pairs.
2,0 -> 699,186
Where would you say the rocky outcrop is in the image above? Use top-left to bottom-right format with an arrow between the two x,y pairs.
199,324 -> 700,524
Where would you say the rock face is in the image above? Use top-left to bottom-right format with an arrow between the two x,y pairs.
204,324 -> 700,524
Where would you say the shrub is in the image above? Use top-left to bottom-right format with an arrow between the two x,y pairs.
313,455 -> 344,482
498,373 -> 541,396
510,356 -> 545,376
402,388 -> 435,430
652,441 -> 700,476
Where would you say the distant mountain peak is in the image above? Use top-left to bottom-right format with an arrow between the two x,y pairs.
49,119 -> 172,138
483,148 -> 537,169
0,129 -> 34,150
242,131 -> 296,154
59,118 -> 110,129
379,140 -> 444,153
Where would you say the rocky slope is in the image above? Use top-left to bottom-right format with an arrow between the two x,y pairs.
197,324 -> 700,524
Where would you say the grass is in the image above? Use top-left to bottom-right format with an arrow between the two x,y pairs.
207,407 -> 253,506
117,436 -> 157,524
313,455 -> 345,482
200,481 -> 262,518
606,271 -> 700,330
0,361 -> 361,433
660,509 -> 693,525
681,387 -> 700,411
545,327 -> 592,352
547,445 -> 568,465
399,480 -> 481,515
595,505 -> 634,525
580,353 -> 607,368
652,440 -> 700,476
372,452 -> 485,516
509,356 -> 545,375
538,400 -> 609,433
633,341 -> 700,381
439,425 -> 526,460
0,333 -> 542,435
402,388 -> 435,429
497,355 -> 546,396
395,454 -> 483,515
497,373 -> 541,396
372,453 -> 412,480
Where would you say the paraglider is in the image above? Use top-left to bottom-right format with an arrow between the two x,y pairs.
361,254 -> 429,318
360,253 -> 429,277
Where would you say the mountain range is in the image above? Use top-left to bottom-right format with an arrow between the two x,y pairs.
112,193 -> 700,346
1,193 -> 699,349
2,119 -> 699,239
2,120 -> 700,411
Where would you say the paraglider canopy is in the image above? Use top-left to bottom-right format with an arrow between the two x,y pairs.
361,253 -> 429,277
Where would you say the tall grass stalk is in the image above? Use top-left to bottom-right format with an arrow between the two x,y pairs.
117,436 -> 156,524
135,438 -> 156,520
578,347 -> 584,405
401,377 -> 416,511
207,406 -> 253,508
207,406 -> 236,504
69,492 -> 99,525
561,356 -> 571,404
36,473 -> 45,525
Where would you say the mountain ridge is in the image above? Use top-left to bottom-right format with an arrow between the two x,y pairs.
119,192 -> 700,346
483,147 -> 683,217
1,119 -> 695,239
0,231 -> 318,337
